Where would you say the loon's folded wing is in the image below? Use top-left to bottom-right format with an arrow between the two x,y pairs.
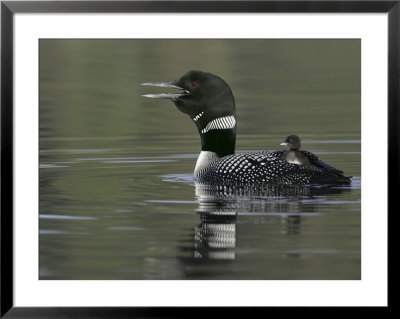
299,150 -> 344,175
202,151 -> 350,185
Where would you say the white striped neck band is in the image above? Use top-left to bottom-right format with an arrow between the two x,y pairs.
201,115 -> 236,134
193,111 -> 204,122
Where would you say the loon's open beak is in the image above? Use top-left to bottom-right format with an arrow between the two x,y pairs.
141,81 -> 190,99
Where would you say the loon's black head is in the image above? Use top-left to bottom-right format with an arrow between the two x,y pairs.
142,70 -> 236,128
142,70 -> 236,157
281,135 -> 302,151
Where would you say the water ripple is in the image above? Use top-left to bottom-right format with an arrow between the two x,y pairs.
108,226 -> 146,231
39,214 -> 97,220
146,199 -> 198,204
101,160 -> 175,164
238,212 -> 320,216
40,164 -> 68,169
40,229 -> 71,235
161,173 -> 194,184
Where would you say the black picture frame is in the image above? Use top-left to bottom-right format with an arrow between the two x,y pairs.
1,0 -> 394,317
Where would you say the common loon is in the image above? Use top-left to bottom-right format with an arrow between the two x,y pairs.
280,135 -> 311,165
142,70 -> 351,186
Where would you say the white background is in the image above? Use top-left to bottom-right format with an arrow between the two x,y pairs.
14,13 -> 388,306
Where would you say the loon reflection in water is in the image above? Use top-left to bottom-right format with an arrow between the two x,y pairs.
174,178 -> 353,265
142,70 -> 351,186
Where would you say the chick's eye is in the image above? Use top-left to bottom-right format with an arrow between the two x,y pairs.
191,81 -> 198,88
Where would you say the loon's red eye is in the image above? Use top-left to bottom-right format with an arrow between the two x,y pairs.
191,81 -> 198,88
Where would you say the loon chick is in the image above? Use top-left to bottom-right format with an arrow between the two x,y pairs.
142,70 -> 351,185
280,135 -> 310,165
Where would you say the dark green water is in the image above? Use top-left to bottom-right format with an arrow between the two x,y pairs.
39,39 -> 361,280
